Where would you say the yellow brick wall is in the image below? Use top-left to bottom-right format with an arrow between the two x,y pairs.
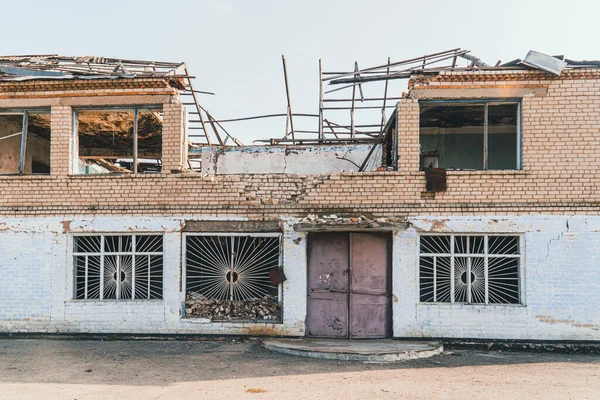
1,73 -> 600,218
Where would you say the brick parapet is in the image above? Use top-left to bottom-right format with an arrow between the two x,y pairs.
0,78 -> 173,93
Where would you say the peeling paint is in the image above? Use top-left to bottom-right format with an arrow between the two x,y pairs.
536,315 -> 599,331
198,144 -> 381,174
61,220 -> 72,233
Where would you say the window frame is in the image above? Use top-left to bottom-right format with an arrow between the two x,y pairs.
182,232 -> 284,320
0,108 -> 52,175
419,99 -> 522,171
72,105 -> 163,175
72,233 -> 165,301
418,233 -> 523,305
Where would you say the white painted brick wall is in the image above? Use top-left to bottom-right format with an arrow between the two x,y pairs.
1,215 -> 599,340
0,216 -> 305,336
394,217 -> 600,340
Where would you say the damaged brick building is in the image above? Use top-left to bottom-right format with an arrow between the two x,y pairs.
0,50 -> 599,340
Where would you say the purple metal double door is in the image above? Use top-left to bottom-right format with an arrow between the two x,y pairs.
307,232 -> 391,338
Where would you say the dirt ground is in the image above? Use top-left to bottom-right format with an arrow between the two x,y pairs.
0,338 -> 598,400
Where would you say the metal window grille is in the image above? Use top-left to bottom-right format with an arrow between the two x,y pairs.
185,233 -> 282,302
73,234 -> 163,300
419,235 -> 521,304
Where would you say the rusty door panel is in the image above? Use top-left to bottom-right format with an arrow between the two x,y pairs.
350,233 -> 391,338
307,232 -> 349,338
306,291 -> 348,337
350,293 -> 389,338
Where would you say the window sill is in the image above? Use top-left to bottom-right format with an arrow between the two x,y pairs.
68,173 -> 162,179
66,299 -> 164,304
180,318 -> 283,325
446,169 -> 530,176
0,174 -> 55,180
413,169 -> 531,177
417,302 -> 526,308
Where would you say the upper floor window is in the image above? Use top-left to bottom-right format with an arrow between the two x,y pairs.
73,107 -> 162,174
419,101 -> 521,170
0,110 -> 51,175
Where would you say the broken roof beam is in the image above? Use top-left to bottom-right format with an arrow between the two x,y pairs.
322,48 -> 465,82
458,53 -> 489,68
328,50 -> 474,85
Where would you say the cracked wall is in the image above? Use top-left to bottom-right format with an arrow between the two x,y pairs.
394,216 -> 600,340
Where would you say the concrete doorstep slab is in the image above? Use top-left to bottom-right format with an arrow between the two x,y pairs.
262,338 -> 443,362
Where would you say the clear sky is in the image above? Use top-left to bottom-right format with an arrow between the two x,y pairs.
2,0 -> 597,143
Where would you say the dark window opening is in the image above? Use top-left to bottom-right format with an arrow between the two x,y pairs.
0,111 -> 51,175
419,102 -> 519,170
419,234 -> 521,304
185,234 -> 282,321
73,234 -> 164,300
75,108 -> 162,174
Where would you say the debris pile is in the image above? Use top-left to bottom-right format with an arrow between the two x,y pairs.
298,214 -> 406,227
185,291 -> 281,321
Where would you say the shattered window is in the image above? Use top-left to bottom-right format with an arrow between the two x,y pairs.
73,234 -> 163,300
419,235 -> 521,304
75,108 -> 162,174
0,110 -> 51,174
419,101 -> 520,170
185,234 -> 282,321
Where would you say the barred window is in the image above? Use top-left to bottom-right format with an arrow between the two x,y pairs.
184,234 -> 282,321
73,235 -> 163,300
419,235 -> 521,304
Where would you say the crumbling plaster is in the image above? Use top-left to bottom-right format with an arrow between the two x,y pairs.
0,216 -> 306,336
196,144 -> 382,174
394,216 -> 600,340
1,214 -> 599,340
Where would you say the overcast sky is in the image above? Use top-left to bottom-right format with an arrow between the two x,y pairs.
2,0 -> 597,143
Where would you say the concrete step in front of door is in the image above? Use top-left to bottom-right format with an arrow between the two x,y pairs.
262,339 -> 443,362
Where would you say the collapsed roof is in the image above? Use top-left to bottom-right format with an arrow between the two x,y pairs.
0,54 -> 240,146
327,49 -> 600,85
0,55 -> 188,84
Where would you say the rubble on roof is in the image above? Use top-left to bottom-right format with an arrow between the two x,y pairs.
0,54 -> 187,85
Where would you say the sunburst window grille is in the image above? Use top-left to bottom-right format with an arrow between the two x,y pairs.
73,234 -> 163,300
419,235 -> 521,304
185,234 -> 281,302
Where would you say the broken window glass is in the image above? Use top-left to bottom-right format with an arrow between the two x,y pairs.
0,111 -> 51,174
419,101 -> 519,170
184,234 -> 282,321
419,234 -> 521,304
75,108 -> 162,174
